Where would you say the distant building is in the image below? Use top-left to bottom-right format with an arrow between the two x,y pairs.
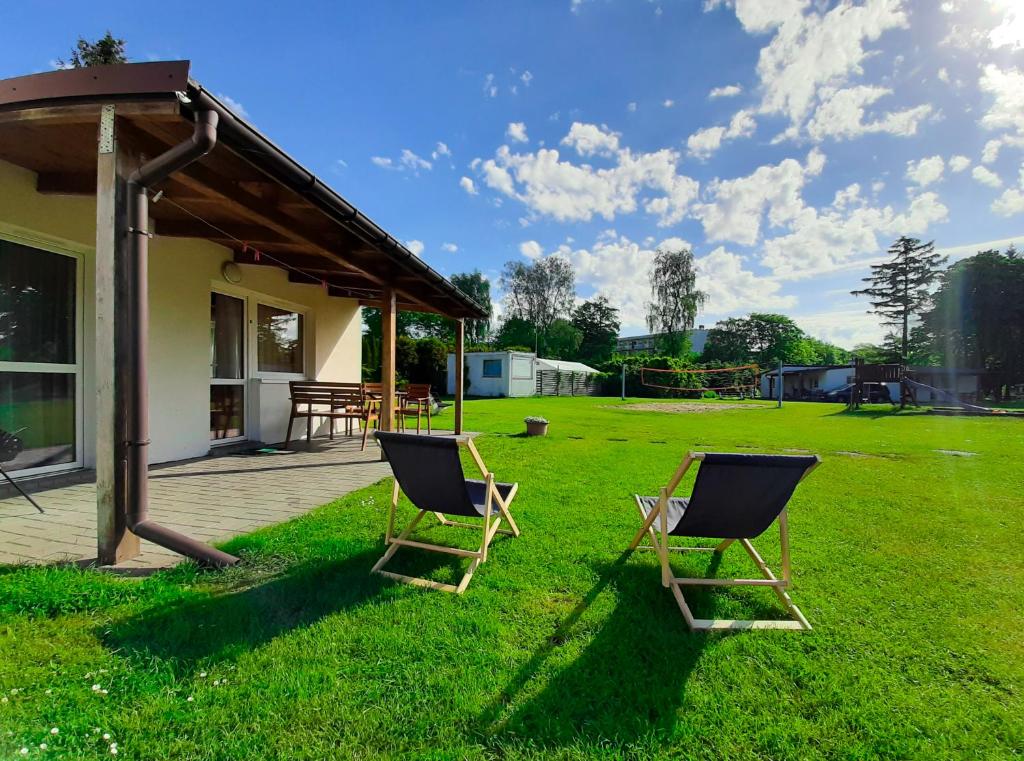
445,352 -> 599,398
759,364 -> 985,402
616,327 -> 708,356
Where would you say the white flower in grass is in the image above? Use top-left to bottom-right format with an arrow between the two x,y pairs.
1,696 -> 7,703
100,689 -> 108,695
213,679 -> 220,686
19,748 -> 28,756
50,728 -> 59,735
199,672 -> 207,678
186,696 -> 194,702
92,684 -> 101,691
102,733 -> 111,741
110,747 -> 118,756
9,688 -> 17,694
39,743 -> 47,750
45,689 -> 51,695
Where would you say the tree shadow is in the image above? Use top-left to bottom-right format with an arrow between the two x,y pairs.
475,549 -> 779,751
104,547 -> 396,674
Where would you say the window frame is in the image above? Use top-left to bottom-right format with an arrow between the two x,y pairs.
0,223 -> 86,477
481,358 -> 503,379
254,300 -> 307,380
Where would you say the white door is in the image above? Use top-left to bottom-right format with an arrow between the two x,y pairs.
209,291 -> 247,443
0,236 -> 83,476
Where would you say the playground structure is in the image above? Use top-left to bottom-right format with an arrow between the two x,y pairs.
640,364 -> 760,399
849,359 -> 1017,415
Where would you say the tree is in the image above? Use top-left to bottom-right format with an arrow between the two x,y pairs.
450,271 -> 493,344
58,32 -> 127,68
500,256 -> 576,350
542,318 -> 582,360
923,246 -> 1024,397
646,247 -> 706,356
851,237 -> 947,363
572,297 -> 620,364
851,342 -> 897,365
494,317 -> 537,351
701,317 -> 750,363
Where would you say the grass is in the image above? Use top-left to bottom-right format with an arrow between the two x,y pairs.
1,398 -> 1022,760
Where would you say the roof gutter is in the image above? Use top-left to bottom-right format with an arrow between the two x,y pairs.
125,109 -> 239,568
182,85 -> 487,319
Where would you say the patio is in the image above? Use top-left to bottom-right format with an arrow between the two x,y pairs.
0,436 -> 406,570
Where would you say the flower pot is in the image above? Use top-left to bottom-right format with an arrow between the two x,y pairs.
525,421 -> 548,437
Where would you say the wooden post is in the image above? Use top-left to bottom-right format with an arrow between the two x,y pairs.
777,360 -> 783,408
454,319 -> 464,435
380,288 -> 396,432
95,105 -> 139,565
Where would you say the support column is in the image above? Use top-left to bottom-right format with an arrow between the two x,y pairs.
454,319 -> 464,435
95,105 -> 138,565
380,288 -> 397,432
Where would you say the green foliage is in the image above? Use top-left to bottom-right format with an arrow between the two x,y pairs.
851,236 -> 947,362
58,31 -> 127,68
701,313 -> 826,368
500,256 -> 576,334
922,246 -> 1024,395
572,296 -> 621,365
494,317 -> 537,351
450,271 -> 493,344
541,318 -> 582,360
646,247 -> 706,357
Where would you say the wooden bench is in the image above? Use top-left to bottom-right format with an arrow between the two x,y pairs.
285,381 -> 377,451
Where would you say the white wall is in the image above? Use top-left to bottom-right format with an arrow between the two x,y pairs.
446,352 -> 538,397
0,158 -> 362,468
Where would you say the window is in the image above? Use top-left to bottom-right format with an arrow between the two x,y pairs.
482,359 -> 502,378
0,238 -> 80,473
257,303 -> 304,375
210,293 -> 245,441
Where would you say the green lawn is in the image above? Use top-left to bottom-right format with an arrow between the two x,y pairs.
1,398 -> 1022,760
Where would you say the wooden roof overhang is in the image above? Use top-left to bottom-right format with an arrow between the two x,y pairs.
0,61 -> 486,319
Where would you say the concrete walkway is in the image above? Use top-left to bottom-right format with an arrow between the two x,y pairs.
0,435 -> 400,570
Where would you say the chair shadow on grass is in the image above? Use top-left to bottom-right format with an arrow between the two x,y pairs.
103,546 -> 400,674
477,548 -> 782,751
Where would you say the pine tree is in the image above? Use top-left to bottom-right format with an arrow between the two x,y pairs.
58,32 -> 127,68
851,237 -> 947,364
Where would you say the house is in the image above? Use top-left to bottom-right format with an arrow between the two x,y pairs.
760,364 -> 984,402
0,62 -> 485,565
444,352 -> 600,397
446,351 -> 538,398
616,327 -> 708,355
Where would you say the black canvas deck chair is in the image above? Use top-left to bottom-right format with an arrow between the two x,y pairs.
629,452 -> 820,631
372,432 -> 520,594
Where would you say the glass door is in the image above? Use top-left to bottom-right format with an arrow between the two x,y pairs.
210,292 -> 246,442
0,238 -> 81,475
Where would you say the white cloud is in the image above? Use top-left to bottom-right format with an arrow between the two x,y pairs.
663,99 -> 675,108
709,83 -> 743,99
217,94 -> 249,119
441,242 -> 459,253
792,307 -> 888,346
948,154 -> 971,172
483,73 -> 498,98
989,1 -> 1024,49
979,64 -> 1024,137
686,109 -> 756,160
431,142 -> 452,160
521,70 -> 533,86
627,101 -> 638,112
371,149 -> 432,173
557,230 -> 793,330
938,67 -> 950,83
905,155 -> 945,187
972,165 -> 1003,188
506,122 -> 529,143
992,167 -> 1024,216
406,240 -> 425,257
692,149 -> 822,246
805,85 -> 933,141
474,123 -> 699,226
460,176 -> 478,195
560,122 -> 621,156
760,188 -> 948,279
519,240 -> 544,260
712,0 -> 913,140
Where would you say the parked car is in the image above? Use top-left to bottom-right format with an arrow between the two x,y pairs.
825,382 -> 893,404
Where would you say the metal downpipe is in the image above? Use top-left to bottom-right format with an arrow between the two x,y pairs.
125,109 -> 238,568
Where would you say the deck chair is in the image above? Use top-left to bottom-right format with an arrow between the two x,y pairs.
372,432 -> 521,594
629,452 -> 820,631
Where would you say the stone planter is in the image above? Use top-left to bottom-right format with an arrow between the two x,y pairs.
525,420 -> 549,437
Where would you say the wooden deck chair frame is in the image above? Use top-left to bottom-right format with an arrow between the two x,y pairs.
628,452 -> 820,631
371,437 -> 520,594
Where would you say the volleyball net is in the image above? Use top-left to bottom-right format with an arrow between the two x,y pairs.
639,364 -> 761,396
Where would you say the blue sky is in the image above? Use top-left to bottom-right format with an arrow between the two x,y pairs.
3,0 -> 1023,345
